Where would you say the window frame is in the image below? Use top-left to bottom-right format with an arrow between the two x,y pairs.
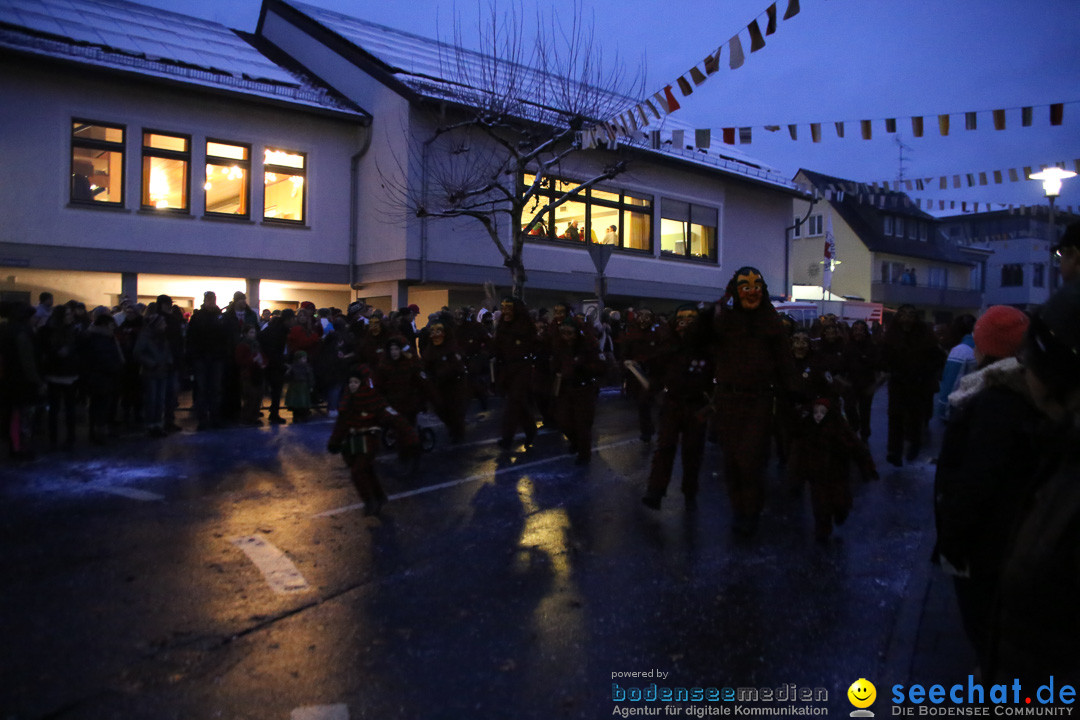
140,128 -> 192,213
204,139 -> 252,219
263,147 -> 307,225
70,118 -> 126,207
520,173 -> 653,253
660,198 -> 719,263
1000,263 -> 1024,288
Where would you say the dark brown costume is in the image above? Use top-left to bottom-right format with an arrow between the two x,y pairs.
642,306 -> 715,509
712,268 -> 794,535
374,339 -> 425,426
492,298 -> 538,448
881,305 -> 940,465
551,321 -> 606,465
421,322 -> 469,444
618,311 -> 665,442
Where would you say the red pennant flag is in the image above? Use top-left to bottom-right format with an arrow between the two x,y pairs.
1050,103 -> 1064,125
723,127 -> 736,144
766,4 -> 777,34
663,85 -> 680,113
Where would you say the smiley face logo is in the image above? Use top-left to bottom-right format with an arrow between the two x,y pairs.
847,678 -> 876,709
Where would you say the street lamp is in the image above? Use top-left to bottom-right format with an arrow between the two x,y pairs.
1029,167 -> 1076,288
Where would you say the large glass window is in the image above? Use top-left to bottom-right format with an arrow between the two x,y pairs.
264,148 -> 306,223
204,140 -> 250,217
520,173 -> 653,252
660,199 -> 717,262
71,120 -> 124,205
142,131 -> 190,211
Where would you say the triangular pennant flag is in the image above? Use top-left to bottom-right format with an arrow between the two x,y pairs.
788,124 -> 798,140
663,85 -> 681,112
993,109 -> 1006,130
723,127 -> 736,144
625,111 -> 638,132
966,174 -> 975,187
704,48 -> 722,74
1022,107 -> 1034,126
729,34 -> 745,69
811,123 -> 821,142
1023,166 -> 1033,179
671,129 -> 684,148
748,20 -> 766,51
861,120 -> 872,140
1050,103 -> 1064,126
783,0 -> 800,20
647,97 -> 663,118
965,112 -> 977,130
912,116 -> 924,137
739,127 -> 752,144
885,118 -> 897,133
916,179 -> 925,190
938,114 -> 950,135
953,175 -> 961,188
690,66 -> 707,85
1008,168 -> 1019,182
940,177 -> 947,190
764,125 -> 781,132
677,76 -> 693,97
834,121 -> 845,138
979,172 -> 988,186
695,128 -> 711,149
905,180 -> 913,191
766,4 -> 777,34
993,170 -> 1003,184
637,105 -> 650,126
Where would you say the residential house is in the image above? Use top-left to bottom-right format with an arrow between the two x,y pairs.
938,207 -> 1079,311
791,169 -> 986,324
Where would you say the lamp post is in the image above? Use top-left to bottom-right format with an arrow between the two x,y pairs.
1029,167 -> 1077,289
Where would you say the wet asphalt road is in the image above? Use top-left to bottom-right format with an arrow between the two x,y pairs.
1,388 -> 938,719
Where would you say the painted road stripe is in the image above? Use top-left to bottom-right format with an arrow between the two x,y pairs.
230,535 -> 310,594
291,704 -> 348,720
89,485 -> 165,501
315,437 -> 637,518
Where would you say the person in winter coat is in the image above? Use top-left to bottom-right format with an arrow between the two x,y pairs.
326,365 -> 417,517
881,304 -> 941,466
985,283 -> 1080,686
133,311 -> 173,437
933,305 -> 1039,675
285,350 -> 315,422
789,397 -> 878,543
0,301 -> 45,459
842,320 -> 884,443
712,267 -> 794,536
79,313 -> 125,444
186,291 -> 227,430
234,324 -> 267,425
641,304 -> 715,511
39,304 -> 82,448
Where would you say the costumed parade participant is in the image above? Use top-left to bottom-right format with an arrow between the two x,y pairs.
551,316 -> 606,465
641,304 -> 714,511
712,267 -> 794,536
618,307 -> 664,442
327,365 -> 417,517
492,296 -> 538,449
420,315 -> 469,444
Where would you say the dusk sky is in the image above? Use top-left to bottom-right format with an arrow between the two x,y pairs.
143,0 -> 1080,215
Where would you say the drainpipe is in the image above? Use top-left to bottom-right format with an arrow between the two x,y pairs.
785,194 -> 819,300
349,125 -> 374,298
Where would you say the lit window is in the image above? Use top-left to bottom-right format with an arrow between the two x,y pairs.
205,140 -> 250,217
661,199 -> 717,262
71,120 -> 124,205
264,148 -> 306,223
141,131 -> 190,211
519,174 -> 653,252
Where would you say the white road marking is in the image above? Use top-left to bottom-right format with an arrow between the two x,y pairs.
290,704 -> 348,720
315,437 -> 637,518
230,535 -> 310,594
88,485 -> 165,501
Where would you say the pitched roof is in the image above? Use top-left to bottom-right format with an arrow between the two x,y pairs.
798,168 -> 974,265
276,0 -> 799,193
0,0 -> 366,118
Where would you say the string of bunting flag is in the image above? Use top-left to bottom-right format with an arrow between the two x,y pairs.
583,0 -> 804,147
808,185 -> 1077,217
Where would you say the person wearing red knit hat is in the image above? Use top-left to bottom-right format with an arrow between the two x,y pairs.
933,303 -> 1039,675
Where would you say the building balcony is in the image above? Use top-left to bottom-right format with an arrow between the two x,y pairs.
871,281 -> 983,309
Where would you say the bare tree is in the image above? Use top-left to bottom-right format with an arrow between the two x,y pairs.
381,1 -> 645,298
